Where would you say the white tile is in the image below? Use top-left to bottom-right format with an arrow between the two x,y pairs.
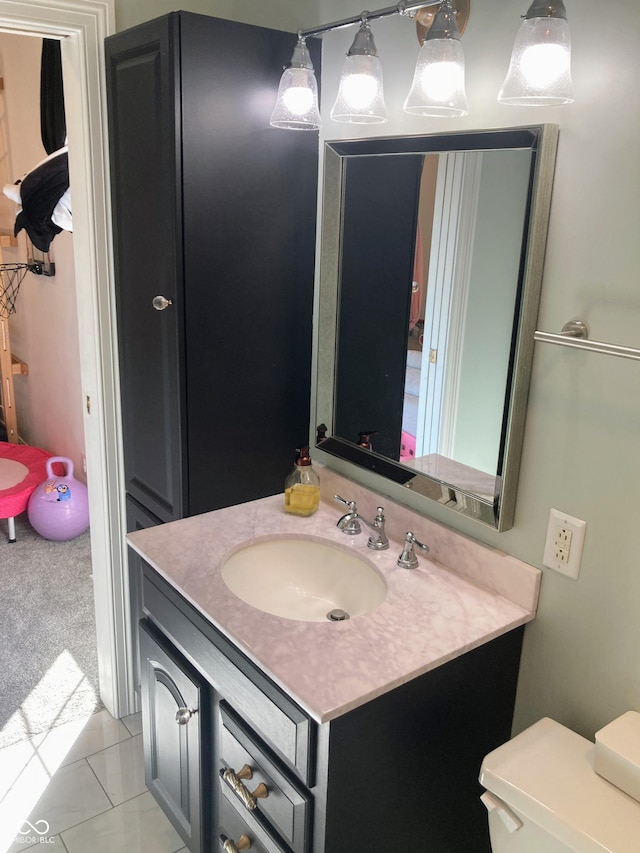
122,711 -> 143,737
61,791 -> 184,853
0,735 -> 46,799
4,758 -> 110,849
0,743 -> 61,851
36,709 -> 131,771
87,733 -> 146,805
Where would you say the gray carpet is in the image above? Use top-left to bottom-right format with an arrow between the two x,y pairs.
0,514 -> 103,749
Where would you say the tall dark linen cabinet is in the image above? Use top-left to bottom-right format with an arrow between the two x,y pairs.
106,12 -> 319,530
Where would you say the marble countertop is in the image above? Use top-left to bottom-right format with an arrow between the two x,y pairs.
128,479 -> 540,724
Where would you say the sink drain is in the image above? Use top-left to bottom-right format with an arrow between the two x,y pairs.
327,608 -> 350,621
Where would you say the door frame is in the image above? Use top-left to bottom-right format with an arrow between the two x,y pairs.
416,151 -> 481,458
0,1 -> 132,718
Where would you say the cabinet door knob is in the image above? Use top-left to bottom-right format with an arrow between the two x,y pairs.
152,295 -> 173,311
222,766 -> 269,810
175,707 -> 197,725
221,834 -> 251,852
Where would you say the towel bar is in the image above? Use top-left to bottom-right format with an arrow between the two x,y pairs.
534,320 -> 640,362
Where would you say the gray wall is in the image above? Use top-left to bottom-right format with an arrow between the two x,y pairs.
318,0 -> 640,740
117,0 -> 640,741
455,149 -> 531,473
114,0 -> 320,32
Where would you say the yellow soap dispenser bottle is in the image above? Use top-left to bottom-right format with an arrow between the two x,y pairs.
284,446 -> 320,516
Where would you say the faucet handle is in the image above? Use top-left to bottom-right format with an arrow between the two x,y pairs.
334,494 -> 356,511
397,531 -> 430,569
334,495 -> 361,535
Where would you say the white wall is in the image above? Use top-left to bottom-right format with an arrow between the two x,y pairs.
317,0 -> 640,740
0,33 -> 85,480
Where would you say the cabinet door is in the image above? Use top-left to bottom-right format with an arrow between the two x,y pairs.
106,15 -> 186,522
180,14 -> 320,514
139,619 -> 206,852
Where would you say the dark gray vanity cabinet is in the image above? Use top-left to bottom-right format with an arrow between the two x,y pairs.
138,559 -> 524,853
105,13 -> 319,526
139,560 -> 314,853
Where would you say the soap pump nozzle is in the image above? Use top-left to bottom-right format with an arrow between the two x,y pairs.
296,445 -> 312,465
357,431 -> 377,450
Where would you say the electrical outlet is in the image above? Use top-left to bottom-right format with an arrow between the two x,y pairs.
82,453 -> 87,474
543,508 -> 586,579
554,544 -> 569,563
556,527 -> 572,547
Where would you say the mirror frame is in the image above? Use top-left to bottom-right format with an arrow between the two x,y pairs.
311,125 -> 558,531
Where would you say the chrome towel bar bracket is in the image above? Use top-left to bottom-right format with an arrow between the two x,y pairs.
534,320 -> 640,362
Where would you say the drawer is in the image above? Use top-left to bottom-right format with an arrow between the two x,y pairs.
218,791 -> 285,853
142,564 -> 315,784
218,702 -> 311,853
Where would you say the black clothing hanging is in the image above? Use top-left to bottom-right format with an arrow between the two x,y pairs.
13,151 -> 68,251
40,39 -> 66,154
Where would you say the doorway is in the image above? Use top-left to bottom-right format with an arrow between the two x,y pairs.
0,29 -> 103,747
0,0 -> 130,720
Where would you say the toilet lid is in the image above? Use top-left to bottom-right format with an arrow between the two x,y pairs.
480,718 -> 640,852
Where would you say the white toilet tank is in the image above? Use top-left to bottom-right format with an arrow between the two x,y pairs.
479,717 -> 640,852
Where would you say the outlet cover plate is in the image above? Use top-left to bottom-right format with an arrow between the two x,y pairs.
543,508 -> 586,579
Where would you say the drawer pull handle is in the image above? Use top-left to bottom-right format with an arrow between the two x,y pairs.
221,834 -> 251,852
233,764 -> 253,781
222,766 -> 269,810
175,707 -> 197,725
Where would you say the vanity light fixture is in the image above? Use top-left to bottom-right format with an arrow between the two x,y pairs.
498,0 -> 574,106
404,0 -> 468,117
269,35 -> 322,130
271,0 -> 575,131
330,17 -> 388,124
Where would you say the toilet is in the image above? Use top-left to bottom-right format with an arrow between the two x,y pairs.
479,715 -> 640,852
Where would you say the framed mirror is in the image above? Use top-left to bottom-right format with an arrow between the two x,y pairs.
312,125 -> 558,531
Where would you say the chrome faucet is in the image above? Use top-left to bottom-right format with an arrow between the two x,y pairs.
397,531 -> 430,569
334,495 -> 389,551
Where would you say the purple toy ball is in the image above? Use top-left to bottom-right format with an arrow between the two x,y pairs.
27,457 -> 90,541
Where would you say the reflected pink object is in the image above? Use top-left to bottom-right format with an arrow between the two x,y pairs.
28,456 -> 89,540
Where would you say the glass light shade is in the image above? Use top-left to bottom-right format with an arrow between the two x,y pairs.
270,39 -> 321,131
404,38 -> 468,117
330,54 -> 388,124
331,54 -> 389,124
498,17 -> 574,105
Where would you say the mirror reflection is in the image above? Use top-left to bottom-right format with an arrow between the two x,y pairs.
314,127 -> 558,530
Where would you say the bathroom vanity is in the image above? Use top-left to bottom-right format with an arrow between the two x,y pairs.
127,472 -> 541,852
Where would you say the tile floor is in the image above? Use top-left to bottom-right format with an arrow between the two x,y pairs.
0,709 -> 187,852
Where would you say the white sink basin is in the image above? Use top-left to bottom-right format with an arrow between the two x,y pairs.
221,537 -> 387,622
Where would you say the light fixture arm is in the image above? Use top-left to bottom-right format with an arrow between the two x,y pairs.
347,19 -> 379,56
425,0 -> 461,41
289,35 -> 315,70
523,0 -> 567,20
299,2 -> 433,40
